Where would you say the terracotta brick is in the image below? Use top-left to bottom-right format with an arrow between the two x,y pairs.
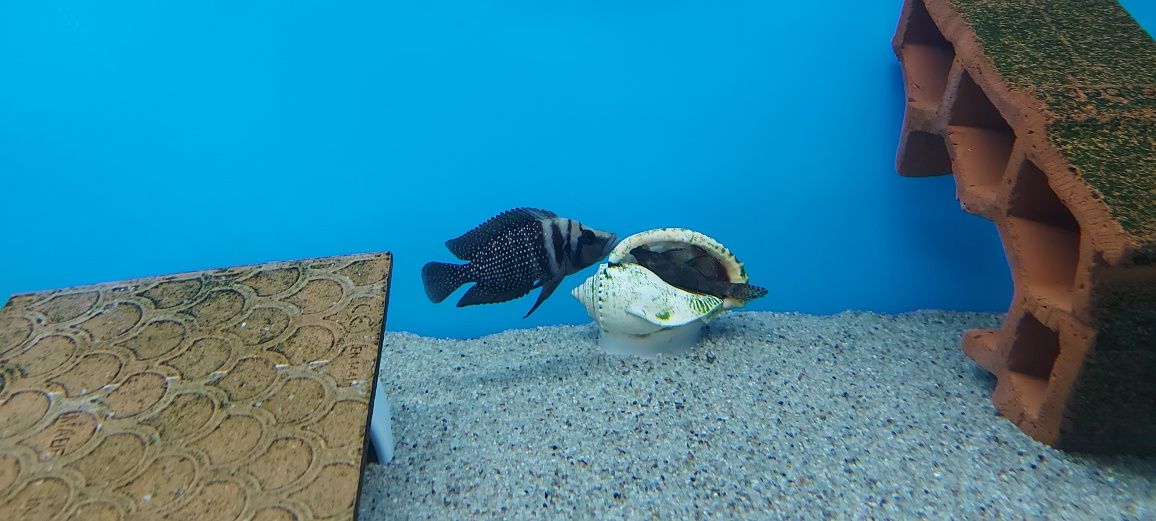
894,0 -> 1156,454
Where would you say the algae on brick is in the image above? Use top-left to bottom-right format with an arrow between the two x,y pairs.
947,0 -> 1156,253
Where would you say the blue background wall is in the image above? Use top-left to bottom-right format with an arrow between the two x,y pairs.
2,1 -> 1153,338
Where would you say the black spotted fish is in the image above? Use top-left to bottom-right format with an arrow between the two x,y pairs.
422,208 -> 618,317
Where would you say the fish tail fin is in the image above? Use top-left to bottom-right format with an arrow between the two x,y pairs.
729,283 -> 768,301
422,262 -> 469,303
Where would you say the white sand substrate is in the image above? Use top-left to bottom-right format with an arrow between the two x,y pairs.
358,311 -> 1155,520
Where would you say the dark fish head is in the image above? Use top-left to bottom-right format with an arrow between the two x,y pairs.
573,227 -> 617,271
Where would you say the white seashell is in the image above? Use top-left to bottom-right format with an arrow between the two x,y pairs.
572,228 -> 765,357
572,263 -> 725,332
608,227 -> 755,310
571,263 -> 725,357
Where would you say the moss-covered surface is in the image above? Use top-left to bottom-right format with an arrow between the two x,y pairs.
1051,119 -> 1156,263
1062,272 -> 1156,453
1088,270 -> 1156,355
1063,349 -> 1156,453
947,0 -> 1156,257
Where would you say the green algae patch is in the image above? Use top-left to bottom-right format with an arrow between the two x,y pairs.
1050,119 -> 1156,258
947,0 -> 1156,253
948,0 -> 1156,94
1063,270 -> 1156,453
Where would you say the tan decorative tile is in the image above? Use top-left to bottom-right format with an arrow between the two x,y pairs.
0,253 -> 393,520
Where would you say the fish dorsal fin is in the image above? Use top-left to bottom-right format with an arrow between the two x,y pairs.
445,207 -> 557,261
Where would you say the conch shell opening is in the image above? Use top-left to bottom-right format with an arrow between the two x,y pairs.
571,228 -> 764,357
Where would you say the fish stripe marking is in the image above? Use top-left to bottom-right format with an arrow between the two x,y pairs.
549,220 -> 566,272
423,208 -> 616,316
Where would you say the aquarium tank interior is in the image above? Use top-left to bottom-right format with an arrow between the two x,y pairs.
1,0 -> 1154,519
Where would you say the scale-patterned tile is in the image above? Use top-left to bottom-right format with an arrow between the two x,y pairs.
0,253 -> 393,520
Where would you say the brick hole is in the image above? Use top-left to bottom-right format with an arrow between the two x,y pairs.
1006,312 -> 1060,418
946,71 -> 1015,198
898,130 -> 953,176
1007,161 -> 1081,311
1007,313 -> 1060,379
898,0 -> 954,110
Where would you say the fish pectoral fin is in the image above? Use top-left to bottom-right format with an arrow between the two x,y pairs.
523,276 -> 563,318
